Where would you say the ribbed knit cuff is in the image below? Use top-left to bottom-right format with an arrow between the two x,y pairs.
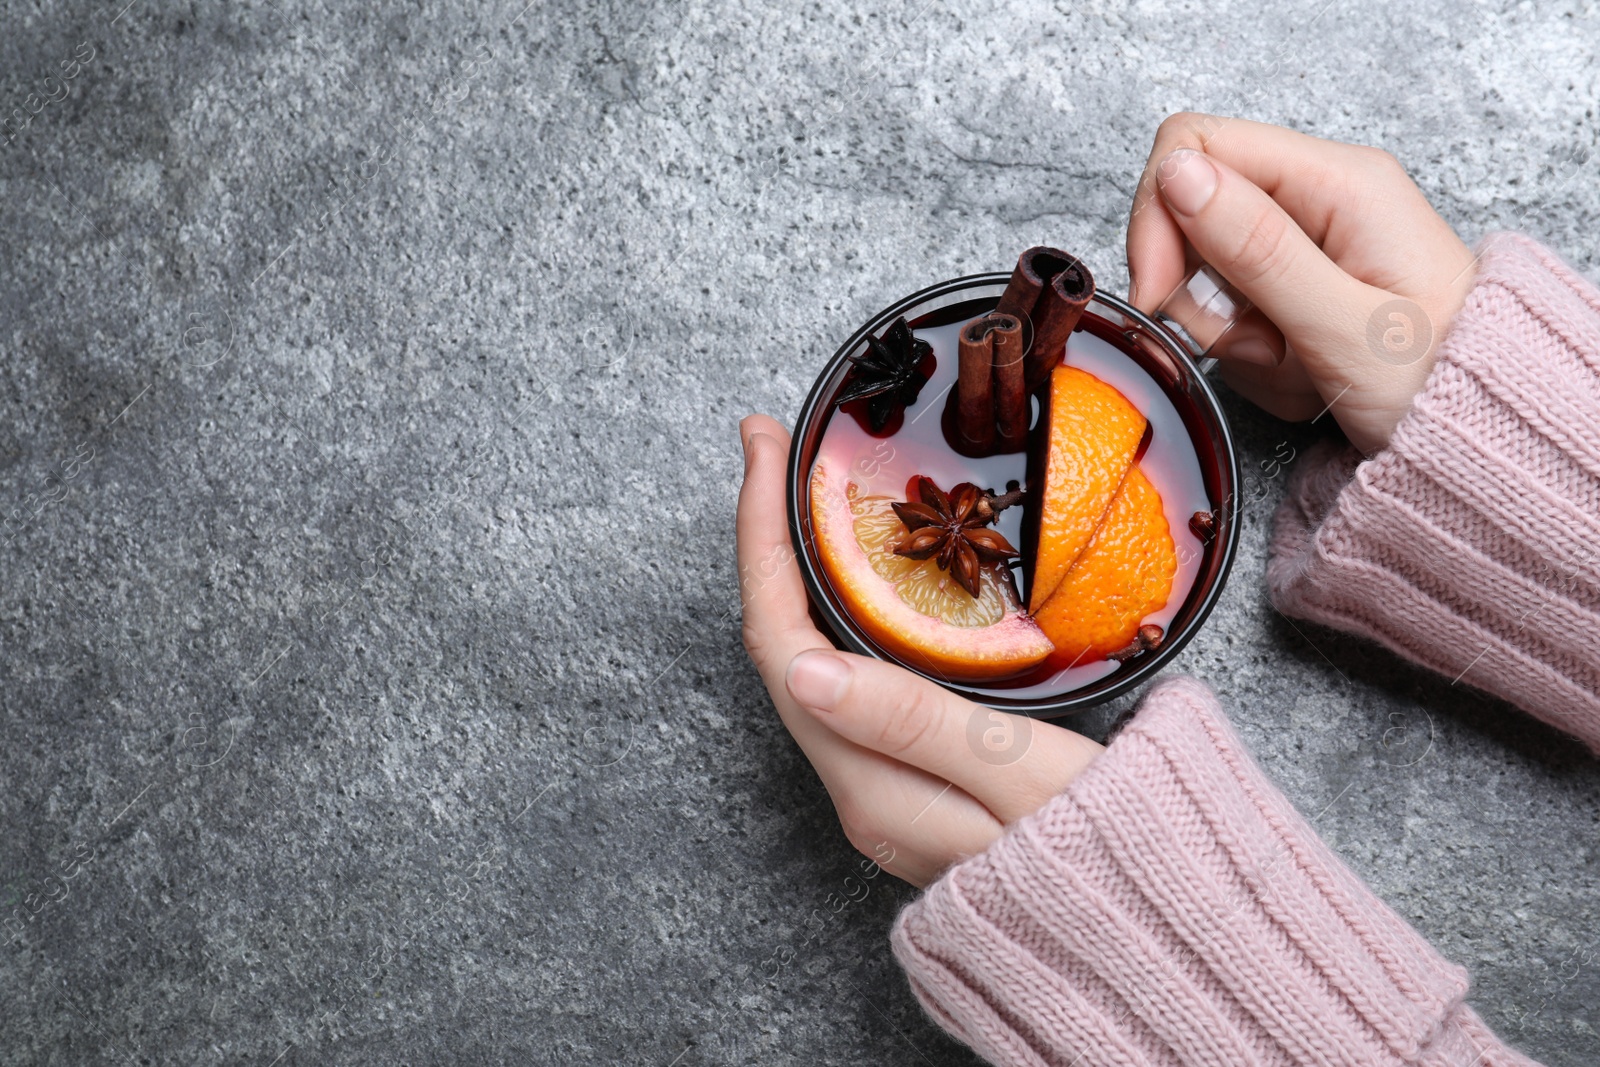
1268,233 -> 1600,752
890,677 -> 1539,1067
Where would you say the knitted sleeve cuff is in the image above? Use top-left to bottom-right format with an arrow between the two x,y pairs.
1268,233 -> 1600,752
890,677 -> 1539,1067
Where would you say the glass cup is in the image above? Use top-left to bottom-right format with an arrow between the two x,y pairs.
1150,262 -> 1286,369
786,273 -> 1243,717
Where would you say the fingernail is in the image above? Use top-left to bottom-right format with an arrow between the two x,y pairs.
1156,149 -> 1218,217
786,650 -> 853,712
1226,337 -> 1280,367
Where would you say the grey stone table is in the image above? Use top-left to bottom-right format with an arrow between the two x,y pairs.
2,1 -> 1596,1063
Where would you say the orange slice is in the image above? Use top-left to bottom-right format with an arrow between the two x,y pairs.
1032,466 -> 1176,662
1028,366 -> 1147,612
809,457 -> 1053,682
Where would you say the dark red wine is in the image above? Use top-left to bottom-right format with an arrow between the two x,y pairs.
812,298 -> 1214,699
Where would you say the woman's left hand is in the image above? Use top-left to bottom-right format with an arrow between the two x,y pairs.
737,414 -> 1103,887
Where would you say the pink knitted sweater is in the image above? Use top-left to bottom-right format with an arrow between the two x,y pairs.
892,233 -> 1600,1066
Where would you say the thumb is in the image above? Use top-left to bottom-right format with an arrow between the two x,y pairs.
1154,147 -> 1386,375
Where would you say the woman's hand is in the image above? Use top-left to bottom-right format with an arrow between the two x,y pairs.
737,414 -> 1102,887
1127,114 -> 1477,455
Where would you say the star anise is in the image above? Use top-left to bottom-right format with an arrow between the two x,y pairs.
834,316 -> 932,431
891,476 -> 1021,599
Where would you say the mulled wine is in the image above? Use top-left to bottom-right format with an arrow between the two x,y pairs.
788,254 -> 1241,715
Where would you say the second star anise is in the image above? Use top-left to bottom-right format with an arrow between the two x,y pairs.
833,317 -> 933,431
891,476 -> 1021,599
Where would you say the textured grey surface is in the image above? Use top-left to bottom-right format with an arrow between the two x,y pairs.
1,0 -> 1597,1063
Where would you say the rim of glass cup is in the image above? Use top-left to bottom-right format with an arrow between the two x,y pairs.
785,271 -> 1242,717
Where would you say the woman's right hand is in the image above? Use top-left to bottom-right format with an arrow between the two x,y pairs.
1126,114 -> 1478,455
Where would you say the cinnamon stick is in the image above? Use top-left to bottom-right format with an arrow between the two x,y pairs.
990,314 -> 1027,450
1029,263 -> 1093,390
993,246 -> 1053,321
956,316 -> 998,453
995,246 -> 1096,392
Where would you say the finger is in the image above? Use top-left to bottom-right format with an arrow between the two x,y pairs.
736,416 -> 828,681
1127,114 -> 1373,303
736,415 -> 858,768
737,415 -> 867,774
1219,359 -> 1329,424
736,419 -> 1008,887
1152,148 -> 1394,380
820,754 -> 1005,888
1127,114 -> 1416,312
1127,119 -> 1199,311
1214,342 -> 1327,422
1126,113 -> 1294,311
1144,116 -> 1372,239
1212,326 -> 1287,372
1152,117 -> 1472,298
786,649 -> 1103,824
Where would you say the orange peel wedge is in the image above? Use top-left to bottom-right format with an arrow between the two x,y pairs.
1031,465 -> 1176,662
1028,366 -> 1147,612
